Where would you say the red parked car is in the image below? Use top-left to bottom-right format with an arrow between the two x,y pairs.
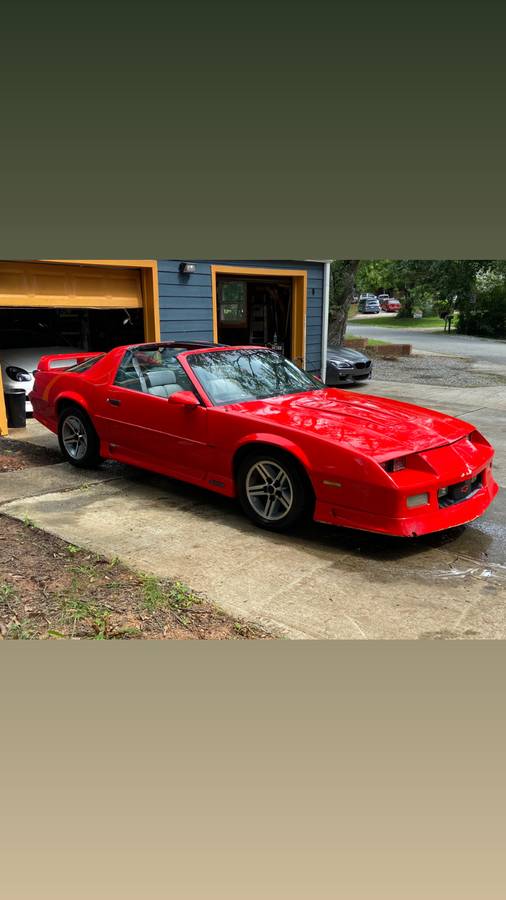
378,295 -> 401,312
30,342 -> 498,538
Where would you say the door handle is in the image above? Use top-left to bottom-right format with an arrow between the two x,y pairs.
106,397 -> 121,406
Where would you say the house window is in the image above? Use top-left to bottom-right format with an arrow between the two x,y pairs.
219,281 -> 247,327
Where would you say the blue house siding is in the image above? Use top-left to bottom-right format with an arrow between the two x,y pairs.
157,260 -> 214,342
157,260 -> 324,372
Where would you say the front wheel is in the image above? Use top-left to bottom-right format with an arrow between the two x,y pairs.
58,406 -> 101,468
236,451 -> 311,532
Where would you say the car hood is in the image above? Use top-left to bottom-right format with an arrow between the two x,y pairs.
236,389 -> 471,460
327,346 -> 370,364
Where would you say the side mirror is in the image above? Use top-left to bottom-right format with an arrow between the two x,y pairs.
167,390 -> 200,409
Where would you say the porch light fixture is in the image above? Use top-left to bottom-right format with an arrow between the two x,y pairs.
179,262 -> 196,275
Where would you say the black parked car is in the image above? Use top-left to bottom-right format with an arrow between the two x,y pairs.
325,346 -> 373,386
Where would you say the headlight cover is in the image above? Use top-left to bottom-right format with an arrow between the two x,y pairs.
383,456 -> 407,473
5,366 -> 32,383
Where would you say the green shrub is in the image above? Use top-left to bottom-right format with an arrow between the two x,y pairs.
457,287 -> 506,338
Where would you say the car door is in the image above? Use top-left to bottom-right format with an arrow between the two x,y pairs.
96,348 -> 209,481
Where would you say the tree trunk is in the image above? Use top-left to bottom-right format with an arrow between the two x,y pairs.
402,293 -> 414,318
327,260 -> 360,347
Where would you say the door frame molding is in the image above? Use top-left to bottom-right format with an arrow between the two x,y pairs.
210,265 -> 307,367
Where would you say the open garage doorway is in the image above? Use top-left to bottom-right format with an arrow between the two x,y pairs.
0,306 -> 145,417
211,265 -> 307,367
0,306 -> 144,355
0,260 -> 159,434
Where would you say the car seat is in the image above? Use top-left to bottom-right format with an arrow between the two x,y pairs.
145,369 -> 184,398
205,377 -> 248,403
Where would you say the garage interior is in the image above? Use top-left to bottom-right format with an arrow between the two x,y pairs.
0,260 -> 159,434
216,275 -> 293,357
0,306 -> 145,353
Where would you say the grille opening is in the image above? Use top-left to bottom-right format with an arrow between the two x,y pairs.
438,472 -> 483,508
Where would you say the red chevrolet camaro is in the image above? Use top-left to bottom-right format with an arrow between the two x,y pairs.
30,342 -> 498,537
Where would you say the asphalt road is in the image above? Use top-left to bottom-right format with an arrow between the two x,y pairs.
346,324 -> 506,366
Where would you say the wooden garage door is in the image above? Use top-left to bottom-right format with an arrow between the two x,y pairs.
0,261 -> 143,308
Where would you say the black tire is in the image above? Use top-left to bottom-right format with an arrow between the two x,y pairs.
236,449 -> 312,532
58,405 -> 102,468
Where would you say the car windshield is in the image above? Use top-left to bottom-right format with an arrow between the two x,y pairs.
187,348 -> 321,406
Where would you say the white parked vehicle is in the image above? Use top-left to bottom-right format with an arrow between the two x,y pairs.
0,346 -> 82,412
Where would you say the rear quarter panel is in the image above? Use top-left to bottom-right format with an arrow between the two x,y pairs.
31,351 -> 121,435
31,371 -> 92,433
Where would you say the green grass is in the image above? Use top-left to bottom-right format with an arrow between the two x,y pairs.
364,338 -> 388,346
6,620 -> 37,640
141,575 -> 199,614
349,316 -> 445,329
61,594 -> 111,638
0,583 -> 16,604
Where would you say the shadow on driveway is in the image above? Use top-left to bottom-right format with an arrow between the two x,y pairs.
119,461 -> 498,567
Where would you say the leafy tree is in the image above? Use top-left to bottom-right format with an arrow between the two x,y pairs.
354,259 -> 485,319
460,263 -> 506,336
356,260 -> 397,295
462,286 -> 506,337
355,259 -> 433,316
329,259 -> 506,340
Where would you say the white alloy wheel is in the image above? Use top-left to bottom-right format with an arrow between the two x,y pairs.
245,459 -> 294,522
61,414 -> 88,461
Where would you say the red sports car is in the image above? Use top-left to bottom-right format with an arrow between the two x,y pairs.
31,342 -> 498,537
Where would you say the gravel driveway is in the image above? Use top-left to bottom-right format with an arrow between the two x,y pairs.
371,355 -> 506,388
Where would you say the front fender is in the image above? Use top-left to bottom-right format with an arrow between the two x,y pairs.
234,432 -> 314,474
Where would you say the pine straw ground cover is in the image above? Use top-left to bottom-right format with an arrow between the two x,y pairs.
0,515 -> 269,640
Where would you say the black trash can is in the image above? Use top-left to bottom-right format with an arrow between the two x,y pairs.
4,389 -> 27,429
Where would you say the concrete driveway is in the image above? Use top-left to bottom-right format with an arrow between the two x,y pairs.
1,381 -> 505,640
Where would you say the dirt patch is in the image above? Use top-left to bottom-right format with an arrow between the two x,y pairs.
0,515 -> 270,640
0,437 -> 62,472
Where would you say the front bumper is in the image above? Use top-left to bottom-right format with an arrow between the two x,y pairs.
315,472 -> 498,536
313,438 -> 499,537
326,364 -> 372,385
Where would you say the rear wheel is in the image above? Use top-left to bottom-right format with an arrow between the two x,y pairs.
58,406 -> 101,468
237,450 -> 311,532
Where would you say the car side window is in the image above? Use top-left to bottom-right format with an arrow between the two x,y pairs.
114,349 -> 195,398
114,350 -> 145,393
